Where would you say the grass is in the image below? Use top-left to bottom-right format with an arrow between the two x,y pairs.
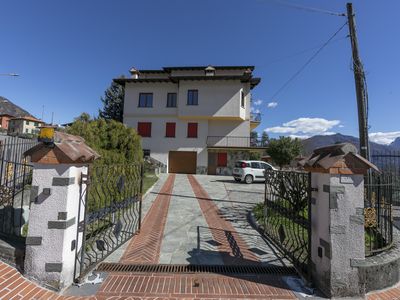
143,171 -> 158,194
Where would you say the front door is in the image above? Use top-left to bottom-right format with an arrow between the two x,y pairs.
208,152 -> 217,175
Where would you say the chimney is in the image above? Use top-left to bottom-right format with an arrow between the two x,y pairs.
129,67 -> 140,79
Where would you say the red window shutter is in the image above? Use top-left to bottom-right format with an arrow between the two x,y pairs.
165,122 -> 176,137
217,153 -> 227,167
137,122 -> 151,137
187,123 -> 198,138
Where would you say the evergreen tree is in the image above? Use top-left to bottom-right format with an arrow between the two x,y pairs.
267,136 -> 302,169
67,117 -> 142,165
99,81 -> 125,122
261,131 -> 269,146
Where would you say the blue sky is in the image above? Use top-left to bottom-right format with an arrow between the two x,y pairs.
1,0 -> 399,144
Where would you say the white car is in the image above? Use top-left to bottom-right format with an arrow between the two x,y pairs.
232,160 -> 277,184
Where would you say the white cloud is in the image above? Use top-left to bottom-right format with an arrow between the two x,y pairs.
251,107 -> 261,114
253,99 -> 263,106
267,102 -> 278,108
265,117 -> 341,136
338,124 -> 345,128
369,131 -> 400,145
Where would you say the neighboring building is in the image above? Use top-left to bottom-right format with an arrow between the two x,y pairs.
0,114 -> 14,130
8,116 -> 45,135
114,65 -> 265,174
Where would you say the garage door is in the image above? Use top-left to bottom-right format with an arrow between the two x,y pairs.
168,151 -> 197,174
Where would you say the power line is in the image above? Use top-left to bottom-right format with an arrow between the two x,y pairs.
268,21 -> 348,101
260,0 -> 346,17
259,35 -> 349,68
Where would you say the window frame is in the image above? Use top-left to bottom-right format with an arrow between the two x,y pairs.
165,122 -> 176,138
187,90 -> 198,106
137,122 -> 152,137
251,162 -> 262,169
187,122 -> 198,138
166,93 -> 177,107
138,93 -> 153,108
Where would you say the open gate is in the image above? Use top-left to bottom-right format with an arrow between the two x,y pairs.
74,163 -> 144,281
263,169 -> 312,279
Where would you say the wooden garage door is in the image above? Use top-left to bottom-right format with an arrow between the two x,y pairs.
168,151 -> 197,174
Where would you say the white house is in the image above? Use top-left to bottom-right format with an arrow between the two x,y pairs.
114,65 -> 265,174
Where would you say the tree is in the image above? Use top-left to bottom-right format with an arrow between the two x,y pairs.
75,112 -> 91,122
67,117 -> 142,165
267,136 -> 302,169
99,81 -> 125,122
250,131 -> 258,140
261,131 -> 269,146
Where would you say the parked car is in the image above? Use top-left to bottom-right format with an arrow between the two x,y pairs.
232,160 -> 277,184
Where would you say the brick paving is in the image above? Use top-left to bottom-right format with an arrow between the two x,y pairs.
367,284 -> 400,300
120,174 -> 175,264
187,175 -> 259,265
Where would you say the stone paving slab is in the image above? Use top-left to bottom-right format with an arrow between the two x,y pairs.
159,174 -> 224,265
193,175 -> 290,267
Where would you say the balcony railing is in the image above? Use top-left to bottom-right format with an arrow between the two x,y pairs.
250,113 -> 261,122
206,136 -> 268,148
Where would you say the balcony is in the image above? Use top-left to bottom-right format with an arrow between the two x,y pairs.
250,113 -> 261,129
206,136 -> 268,149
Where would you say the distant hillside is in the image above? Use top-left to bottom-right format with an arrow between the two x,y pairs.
390,137 -> 400,150
301,133 -> 395,155
0,96 -> 33,117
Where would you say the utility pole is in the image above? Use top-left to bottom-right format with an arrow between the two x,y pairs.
347,3 -> 370,160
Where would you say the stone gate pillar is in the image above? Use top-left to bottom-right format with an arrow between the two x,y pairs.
24,130 -> 99,290
301,143 -> 379,298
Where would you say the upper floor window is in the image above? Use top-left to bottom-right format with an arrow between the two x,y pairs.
138,93 -> 153,107
240,89 -> 245,108
187,123 -> 198,138
26,120 -> 30,125
167,93 -> 177,107
187,90 -> 198,105
34,122 -> 39,126
137,122 -> 152,137
165,122 -> 176,138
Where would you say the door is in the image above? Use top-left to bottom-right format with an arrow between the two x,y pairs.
168,151 -> 197,174
208,152 -> 217,175
250,162 -> 264,181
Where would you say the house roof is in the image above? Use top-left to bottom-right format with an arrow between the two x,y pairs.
10,116 -> 44,123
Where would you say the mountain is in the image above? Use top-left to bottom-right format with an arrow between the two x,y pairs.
390,137 -> 400,150
0,96 -> 33,117
301,133 -> 395,155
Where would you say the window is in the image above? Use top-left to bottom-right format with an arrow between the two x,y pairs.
251,162 -> 261,169
261,163 -> 272,170
137,122 -> 152,137
187,123 -> 198,138
26,121 -> 30,125
25,129 -> 29,133
34,122 -> 38,126
167,93 -> 177,107
187,90 -> 198,105
240,89 -> 245,108
217,153 -> 227,167
138,93 -> 153,107
165,122 -> 176,138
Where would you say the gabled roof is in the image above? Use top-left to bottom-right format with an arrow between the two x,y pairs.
10,116 -> 44,123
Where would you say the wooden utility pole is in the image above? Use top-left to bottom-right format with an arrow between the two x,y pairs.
347,3 -> 370,160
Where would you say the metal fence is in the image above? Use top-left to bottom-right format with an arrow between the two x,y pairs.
371,151 -> 400,175
263,169 -> 312,278
74,163 -> 144,281
0,137 -> 37,238
365,173 -> 394,256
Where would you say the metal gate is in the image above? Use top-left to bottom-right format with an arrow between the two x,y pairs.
74,163 -> 144,281
0,137 -> 37,239
263,170 -> 312,278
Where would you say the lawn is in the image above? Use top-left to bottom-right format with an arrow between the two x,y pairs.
142,172 -> 159,194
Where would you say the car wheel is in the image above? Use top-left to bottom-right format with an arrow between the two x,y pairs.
245,174 -> 253,184
234,178 -> 241,182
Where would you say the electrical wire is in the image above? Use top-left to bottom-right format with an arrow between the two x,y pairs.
258,35 -> 349,68
260,0 -> 346,17
268,21 -> 348,101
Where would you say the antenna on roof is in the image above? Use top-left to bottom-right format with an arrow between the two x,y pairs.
51,112 -> 54,125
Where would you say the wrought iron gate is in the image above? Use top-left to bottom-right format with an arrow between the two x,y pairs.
74,163 -> 144,281
263,170 -> 312,278
0,137 -> 37,239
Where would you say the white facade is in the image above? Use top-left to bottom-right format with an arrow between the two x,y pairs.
119,66 -> 261,173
